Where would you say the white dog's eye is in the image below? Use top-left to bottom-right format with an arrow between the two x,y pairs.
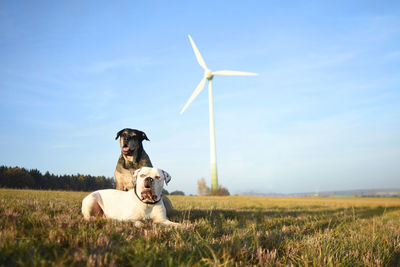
155,176 -> 161,180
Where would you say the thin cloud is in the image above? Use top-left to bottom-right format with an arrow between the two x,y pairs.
79,57 -> 162,74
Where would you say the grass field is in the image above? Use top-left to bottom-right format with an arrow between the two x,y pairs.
0,189 -> 399,266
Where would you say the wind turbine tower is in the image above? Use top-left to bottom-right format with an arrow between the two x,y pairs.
180,35 -> 258,192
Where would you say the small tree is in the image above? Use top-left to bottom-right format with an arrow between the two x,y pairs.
197,178 -> 230,196
210,186 -> 230,196
197,177 -> 210,196
170,190 -> 185,196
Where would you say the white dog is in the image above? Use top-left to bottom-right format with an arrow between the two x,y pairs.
81,167 -> 180,227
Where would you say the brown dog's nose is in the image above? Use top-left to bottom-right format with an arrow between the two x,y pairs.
144,177 -> 153,188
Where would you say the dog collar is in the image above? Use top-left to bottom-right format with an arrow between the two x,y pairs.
133,186 -> 161,205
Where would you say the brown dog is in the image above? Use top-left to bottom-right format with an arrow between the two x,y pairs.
114,128 -> 173,216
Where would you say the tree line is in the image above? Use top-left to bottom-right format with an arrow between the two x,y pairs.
0,166 -> 115,191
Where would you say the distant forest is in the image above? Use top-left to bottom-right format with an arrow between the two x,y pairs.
0,166 -> 115,191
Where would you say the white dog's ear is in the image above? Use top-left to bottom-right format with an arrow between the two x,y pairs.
160,169 -> 171,185
132,167 -> 142,180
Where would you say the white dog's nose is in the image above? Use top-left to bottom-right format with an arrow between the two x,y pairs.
144,177 -> 153,188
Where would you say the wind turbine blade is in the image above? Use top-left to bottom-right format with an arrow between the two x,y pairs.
180,77 -> 207,115
188,35 -> 208,70
212,70 -> 259,76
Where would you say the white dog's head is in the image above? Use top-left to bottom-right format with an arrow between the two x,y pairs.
133,167 -> 171,204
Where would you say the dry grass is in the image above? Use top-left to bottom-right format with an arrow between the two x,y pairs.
0,189 -> 399,266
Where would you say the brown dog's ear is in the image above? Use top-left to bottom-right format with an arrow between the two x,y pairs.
115,129 -> 124,140
141,132 -> 150,141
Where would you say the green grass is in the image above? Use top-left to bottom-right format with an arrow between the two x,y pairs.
0,189 -> 399,266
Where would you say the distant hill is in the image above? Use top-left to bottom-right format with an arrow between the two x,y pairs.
239,188 -> 400,197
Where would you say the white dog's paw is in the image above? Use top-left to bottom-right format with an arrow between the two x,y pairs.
157,220 -> 182,228
181,222 -> 195,230
133,221 -> 144,227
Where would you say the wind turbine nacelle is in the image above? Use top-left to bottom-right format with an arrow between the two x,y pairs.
205,70 -> 213,80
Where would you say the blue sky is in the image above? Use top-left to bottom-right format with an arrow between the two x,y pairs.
1,1 -> 399,194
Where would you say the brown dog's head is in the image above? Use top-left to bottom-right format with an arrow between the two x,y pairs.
115,128 -> 150,161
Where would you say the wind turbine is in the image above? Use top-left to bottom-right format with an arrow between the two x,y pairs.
180,34 -> 258,192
